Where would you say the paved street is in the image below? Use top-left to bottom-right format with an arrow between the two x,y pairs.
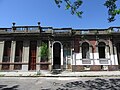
0,77 -> 120,90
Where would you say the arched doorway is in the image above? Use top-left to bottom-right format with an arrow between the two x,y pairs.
53,42 -> 61,69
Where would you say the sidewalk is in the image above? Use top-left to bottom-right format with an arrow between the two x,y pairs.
45,71 -> 120,77
0,70 -> 120,77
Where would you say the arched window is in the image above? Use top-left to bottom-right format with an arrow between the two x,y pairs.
98,42 -> 106,58
82,42 -> 89,59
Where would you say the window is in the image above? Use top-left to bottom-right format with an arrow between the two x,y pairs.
2,41 -> 11,70
14,41 -> 23,70
82,42 -> 89,59
15,41 -> 23,62
98,42 -> 106,58
2,41 -> 11,62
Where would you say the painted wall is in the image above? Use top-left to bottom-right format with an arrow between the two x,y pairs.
72,38 -> 119,66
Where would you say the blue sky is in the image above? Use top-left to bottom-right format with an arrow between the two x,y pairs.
0,0 -> 120,29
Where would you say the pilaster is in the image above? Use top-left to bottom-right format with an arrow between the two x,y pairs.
48,40 -> 52,71
36,40 -> 41,71
113,45 -> 118,65
0,41 -> 4,70
22,40 -> 30,71
10,41 -> 16,70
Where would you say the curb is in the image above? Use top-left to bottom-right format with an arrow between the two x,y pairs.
0,71 -> 120,77
1,75 -> 120,77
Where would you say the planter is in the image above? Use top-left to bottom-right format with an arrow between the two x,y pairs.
40,62 -> 51,70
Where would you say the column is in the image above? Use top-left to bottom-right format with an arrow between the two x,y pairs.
108,40 -> 113,65
36,40 -> 41,71
22,40 -> 30,71
10,41 -> 16,70
0,41 -> 4,70
89,46 -> 93,64
61,43 -> 63,70
94,44 -> 99,65
79,46 -> 82,59
113,45 -> 118,65
48,40 -> 52,71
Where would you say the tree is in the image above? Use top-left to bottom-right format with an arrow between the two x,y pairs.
40,42 -> 49,62
54,0 -> 120,22
104,0 -> 120,22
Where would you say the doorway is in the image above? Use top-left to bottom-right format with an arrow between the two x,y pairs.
28,41 -> 37,70
53,42 -> 61,69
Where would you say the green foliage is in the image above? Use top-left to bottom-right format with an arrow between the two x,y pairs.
55,0 -> 62,8
114,9 -> 120,14
76,11 -> 83,18
55,0 -> 83,18
40,42 -> 49,59
65,4 -> 70,10
104,0 -> 119,22
54,0 -> 120,22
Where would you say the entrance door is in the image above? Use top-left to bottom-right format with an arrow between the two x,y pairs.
53,42 -> 61,69
29,41 -> 37,70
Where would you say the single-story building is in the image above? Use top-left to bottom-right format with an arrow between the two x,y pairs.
0,22 -> 120,72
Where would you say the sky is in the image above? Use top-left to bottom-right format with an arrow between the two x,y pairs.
0,0 -> 120,29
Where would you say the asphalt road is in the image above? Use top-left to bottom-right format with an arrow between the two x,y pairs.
0,77 -> 120,90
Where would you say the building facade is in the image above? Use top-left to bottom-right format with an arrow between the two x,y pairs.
0,23 -> 120,72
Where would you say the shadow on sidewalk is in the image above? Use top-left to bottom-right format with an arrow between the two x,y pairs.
0,85 -> 19,90
56,78 -> 120,90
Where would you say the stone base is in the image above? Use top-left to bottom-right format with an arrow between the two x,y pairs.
67,64 -> 72,69
51,65 -> 63,71
108,65 -> 119,71
40,64 -> 49,70
90,65 -> 101,71
0,65 -> 1,70
72,65 -> 103,71
14,64 -> 22,70
51,69 -> 62,74
1,64 -> 10,70
72,65 -> 119,71
72,65 -> 84,72
22,65 -> 28,71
